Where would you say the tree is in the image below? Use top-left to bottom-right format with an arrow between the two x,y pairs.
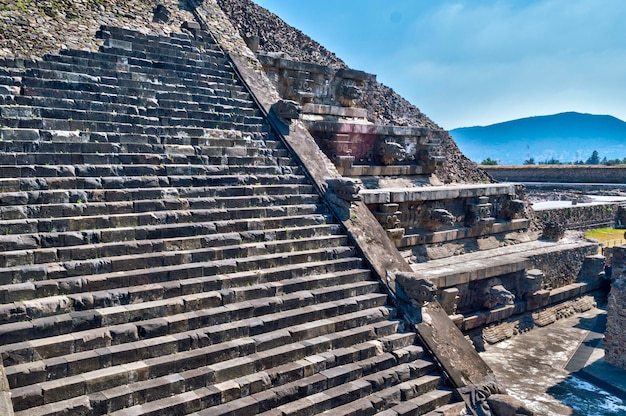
586,150 -> 600,165
523,158 -> 535,165
539,158 -> 561,165
480,157 -> 498,165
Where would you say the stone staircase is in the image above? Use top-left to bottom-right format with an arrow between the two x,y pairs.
0,26 -> 461,415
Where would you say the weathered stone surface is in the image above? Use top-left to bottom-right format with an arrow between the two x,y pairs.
605,268 -> 626,369
487,393 -> 535,416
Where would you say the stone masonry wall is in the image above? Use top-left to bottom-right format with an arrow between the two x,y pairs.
528,244 -> 599,289
535,204 -> 619,231
605,246 -> 626,370
484,165 -> 626,184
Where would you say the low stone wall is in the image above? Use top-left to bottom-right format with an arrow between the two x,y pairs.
535,204 -> 618,230
484,165 -> 626,184
528,244 -> 599,289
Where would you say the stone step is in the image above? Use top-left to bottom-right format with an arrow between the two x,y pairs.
1,115 -> 268,135
20,70 -> 250,106
0,200 -> 322,235
99,39 -> 225,65
0,182 -> 316,211
0,192 -> 318,221
422,402 -> 469,416
0,227 -> 356,291
314,372 -> 447,416
14,94 -> 259,119
388,388 -> 455,415
0,267 -> 373,366
40,58 -> 238,96
1,270 -> 380,349
21,82 -> 252,110
54,48 -> 237,82
96,322 -> 411,415
98,36 -> 228,66
0,139 -> 287,159
4,280 -> 381,388
98,36 -> 209,62
0,151 -> 292,170
0,105 -> 264,133
0,221 -> 345,283
0,169 -> 306,193
0,128 -> 281,149
0,116 -> 267,138
8,301 -> 390,412
0,231 -> 345,283
98,25 -> 214,48
0,261 -> 370,366
0,220 -> 341,283
258,366 -> 442,416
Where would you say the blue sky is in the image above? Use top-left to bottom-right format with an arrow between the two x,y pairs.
253,0 -> 626,130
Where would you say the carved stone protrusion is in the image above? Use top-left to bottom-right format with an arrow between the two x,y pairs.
336,81 -> 362,106
521,269 -> 544,299
541,220 -> 565,241
324,177 -> 362,213
375,138 -> 406,165
459,379 -> 536,416
483,284 -> 515,310
465,197 -> 494,227
500,199 -> 525,220
487,394 -> 535,416
423,208 -> 455,231
374,203 -> 401,230
395,272 -> 437,307
440,288 -> 460,315
271,99 -> 302,125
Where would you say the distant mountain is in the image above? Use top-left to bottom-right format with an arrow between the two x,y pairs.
450,112 -> 626,165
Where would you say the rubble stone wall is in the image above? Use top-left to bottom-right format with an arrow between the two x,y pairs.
536,204 -> 619,231
605,246 -> 626,369
0,0 -> 196,58
528,244 -> 599,289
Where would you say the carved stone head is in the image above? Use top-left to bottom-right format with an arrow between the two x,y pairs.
396,272 -> 437,306
271,99 -> 302,125
375,138 -> 406,166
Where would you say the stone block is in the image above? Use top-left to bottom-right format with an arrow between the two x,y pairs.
42,375 -> 85,404
11,384 -> 43,412
525,290 -> 550,310
23,295 -> 71,319
1,282 -> 35,303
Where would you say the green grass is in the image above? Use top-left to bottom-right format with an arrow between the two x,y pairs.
585,228 -> 625,243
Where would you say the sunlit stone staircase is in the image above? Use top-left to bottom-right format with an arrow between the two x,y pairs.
0,26 -> 462,415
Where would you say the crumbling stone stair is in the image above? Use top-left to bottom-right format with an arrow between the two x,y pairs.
0,26 -> 458,415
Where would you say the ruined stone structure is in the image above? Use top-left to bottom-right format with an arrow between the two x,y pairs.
252,42 -> 604,346
257,55 -> 445,179
0,0 -> 609,415
219,0 -> 605,352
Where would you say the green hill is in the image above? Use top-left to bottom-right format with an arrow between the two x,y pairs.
450,112 -> 626,165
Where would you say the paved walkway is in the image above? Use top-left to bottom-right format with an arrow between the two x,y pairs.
479,302 -> 626,416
